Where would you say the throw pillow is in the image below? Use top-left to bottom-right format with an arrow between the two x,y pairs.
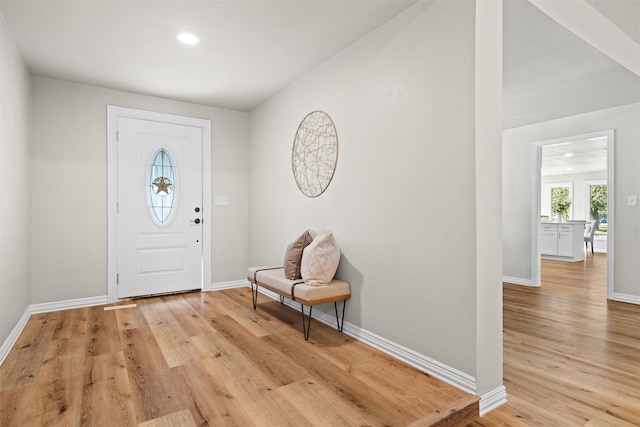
284,230 -> 313,279
301,231 -> 340,286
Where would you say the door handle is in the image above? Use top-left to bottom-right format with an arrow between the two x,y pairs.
190,218 -> 201,224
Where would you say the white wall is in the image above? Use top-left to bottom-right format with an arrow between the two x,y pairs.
30,77 -> 249,303
249,0 -> 503,396
0,12 -> 31,346
503,102 -> 640,298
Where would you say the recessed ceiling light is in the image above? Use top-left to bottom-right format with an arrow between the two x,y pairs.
566,167 -> 574,171
564,152 -> 574,157
177,32 -> 199,45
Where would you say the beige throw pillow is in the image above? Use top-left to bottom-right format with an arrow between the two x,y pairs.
301,231 -> 340,286
284,230 -> 313,280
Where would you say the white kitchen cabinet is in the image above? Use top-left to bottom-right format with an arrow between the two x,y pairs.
540,224 -> 558,255
540,221 -> 585,262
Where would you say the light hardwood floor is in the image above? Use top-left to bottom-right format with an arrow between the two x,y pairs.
476,253 -> 640,426
2,253 -> 638,426
1,287 -> 476,426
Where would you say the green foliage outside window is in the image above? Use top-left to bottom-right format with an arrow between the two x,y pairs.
551,187 -> 571,219
590,185 -> 607,233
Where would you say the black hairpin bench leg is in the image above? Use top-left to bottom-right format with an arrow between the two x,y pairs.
301,301 -> 347,340
334,300 -> 346,332
301,304 -> 313,340
251,283 -> 259,309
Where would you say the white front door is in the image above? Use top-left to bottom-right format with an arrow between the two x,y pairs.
112,111 -> 207,299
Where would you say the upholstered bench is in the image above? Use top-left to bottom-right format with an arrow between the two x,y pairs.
247,266 -> 350,340
248,230 -> 350,339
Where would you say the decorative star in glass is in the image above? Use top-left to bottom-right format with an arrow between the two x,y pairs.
152,176 -> 173,196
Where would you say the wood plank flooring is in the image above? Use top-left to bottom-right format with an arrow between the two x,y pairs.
476,253 -> 640,426
1,288 -> 475,426
3,253 -> 637,426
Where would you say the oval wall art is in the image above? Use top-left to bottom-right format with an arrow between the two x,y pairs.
291,111 -> 338,197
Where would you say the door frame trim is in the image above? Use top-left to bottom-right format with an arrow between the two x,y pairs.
107,106 -> 212,303
530,129 -> 614,297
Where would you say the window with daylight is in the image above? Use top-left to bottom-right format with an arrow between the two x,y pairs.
147,147 -> 178,225
551,186 -> 571,220
589,184 -> 607,235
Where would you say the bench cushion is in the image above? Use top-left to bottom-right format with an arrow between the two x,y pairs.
247,266 -> 350,305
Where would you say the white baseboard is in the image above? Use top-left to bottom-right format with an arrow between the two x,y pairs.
502,275 -> 536,287
210,280 -> 249,291
479,385 -> 508,415
29,295 -> 108,314
250,285 -> 479,395
0,295 -> 108,366
610,292 -> 640,305
250,285 -> 511,414
0,308 -> 32,366
341,318 -> 477,394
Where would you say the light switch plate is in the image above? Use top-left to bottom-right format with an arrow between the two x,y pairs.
628,195 -> 637,206
215,195 -> 229,206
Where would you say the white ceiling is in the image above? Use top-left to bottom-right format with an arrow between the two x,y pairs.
541,137 -> 608,177
1,0 -> 638,177
0,0 -> 417,111
504,0 -> 638,176
503,0 -> 640,129
1,0 -> 638,117
587,0 -> 640,44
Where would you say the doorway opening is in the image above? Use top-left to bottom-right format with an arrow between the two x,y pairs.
531,130 -> 614,298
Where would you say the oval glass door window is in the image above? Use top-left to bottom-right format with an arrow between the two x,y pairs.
147,147 -> 178,225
